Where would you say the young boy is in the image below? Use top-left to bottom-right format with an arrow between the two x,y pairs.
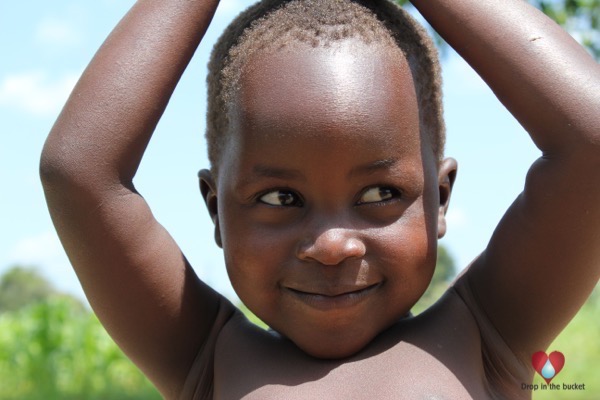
40,0 -> 600,398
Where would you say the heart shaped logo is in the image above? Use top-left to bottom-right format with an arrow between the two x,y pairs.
532,351 -> 565,383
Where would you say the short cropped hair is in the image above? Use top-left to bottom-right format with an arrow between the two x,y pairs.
206,0 -> 445,174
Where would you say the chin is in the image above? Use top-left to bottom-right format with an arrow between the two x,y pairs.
304,345 -> 366,360
289,328 -> 377,360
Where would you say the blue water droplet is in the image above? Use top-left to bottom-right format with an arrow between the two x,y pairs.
541,359 -> 555,379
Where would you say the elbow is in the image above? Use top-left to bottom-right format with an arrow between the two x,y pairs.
40,133 -> 125,200
39,135 -> 87,194
39,138 -> 70,189
39,137 -> 100,208
39,139 -> 63,188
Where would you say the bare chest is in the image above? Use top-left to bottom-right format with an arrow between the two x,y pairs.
213,307 -> 490,400
214,341 -> 486,400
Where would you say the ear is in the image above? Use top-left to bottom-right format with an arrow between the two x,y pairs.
198,169 -> 222,248
437,158 -> 458,239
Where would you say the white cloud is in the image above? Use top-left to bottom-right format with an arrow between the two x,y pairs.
9,231 -> 64,265
0,71 -> 79,117
35,17 -> 82,47
7,231 -> 86,302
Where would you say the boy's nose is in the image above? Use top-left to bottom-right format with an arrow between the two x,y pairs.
296,228 -> 366,265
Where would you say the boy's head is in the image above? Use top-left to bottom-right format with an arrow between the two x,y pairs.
206,0 -> 445,174
199,0 -> 456,359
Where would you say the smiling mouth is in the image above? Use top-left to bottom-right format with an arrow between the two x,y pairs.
285,283 -> 381,310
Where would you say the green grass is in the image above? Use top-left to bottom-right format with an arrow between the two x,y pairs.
0,297 -> 160,400
532,291 -> 600,400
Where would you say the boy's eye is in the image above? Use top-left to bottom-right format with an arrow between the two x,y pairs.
358,186 -> 401,204
259,190 -> 303,207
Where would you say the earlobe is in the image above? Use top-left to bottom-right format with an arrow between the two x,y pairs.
198,169 -> 223,248
437,158 -> 458,239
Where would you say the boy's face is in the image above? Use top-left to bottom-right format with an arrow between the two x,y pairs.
201,40 -> 456,359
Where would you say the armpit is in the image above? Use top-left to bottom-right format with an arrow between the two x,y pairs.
179,298 -> 237,400
452,276 -> 534,400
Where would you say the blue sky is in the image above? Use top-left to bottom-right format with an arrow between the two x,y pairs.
0,0 -> 541,303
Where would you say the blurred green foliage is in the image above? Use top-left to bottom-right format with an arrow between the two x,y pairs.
0,266 -> 60,313
530,0 -> 599,58
0,296 -> 161,399
0,266 -> 161,399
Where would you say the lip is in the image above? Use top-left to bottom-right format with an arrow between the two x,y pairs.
284,283 -> 381,311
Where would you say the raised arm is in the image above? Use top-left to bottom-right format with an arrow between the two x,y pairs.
39,0 -> 227,397
411,0 -> 600,355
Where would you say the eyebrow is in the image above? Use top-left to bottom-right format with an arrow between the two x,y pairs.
348,158 -> 399,177
239,158 -> 398,188
250,164 -> 306,181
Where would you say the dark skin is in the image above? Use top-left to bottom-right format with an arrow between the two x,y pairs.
40,0 -> 600,398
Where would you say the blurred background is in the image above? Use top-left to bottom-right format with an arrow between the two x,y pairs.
0,0 -> 597,398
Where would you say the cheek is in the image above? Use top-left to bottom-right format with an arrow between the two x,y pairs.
374,199 -> 438,279
221,223 -> 298,324
223,215 -> 293,259
219,209 -> 295,295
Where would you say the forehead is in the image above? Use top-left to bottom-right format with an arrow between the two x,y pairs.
233,40 -> 417,135
222,39 -> 425,177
